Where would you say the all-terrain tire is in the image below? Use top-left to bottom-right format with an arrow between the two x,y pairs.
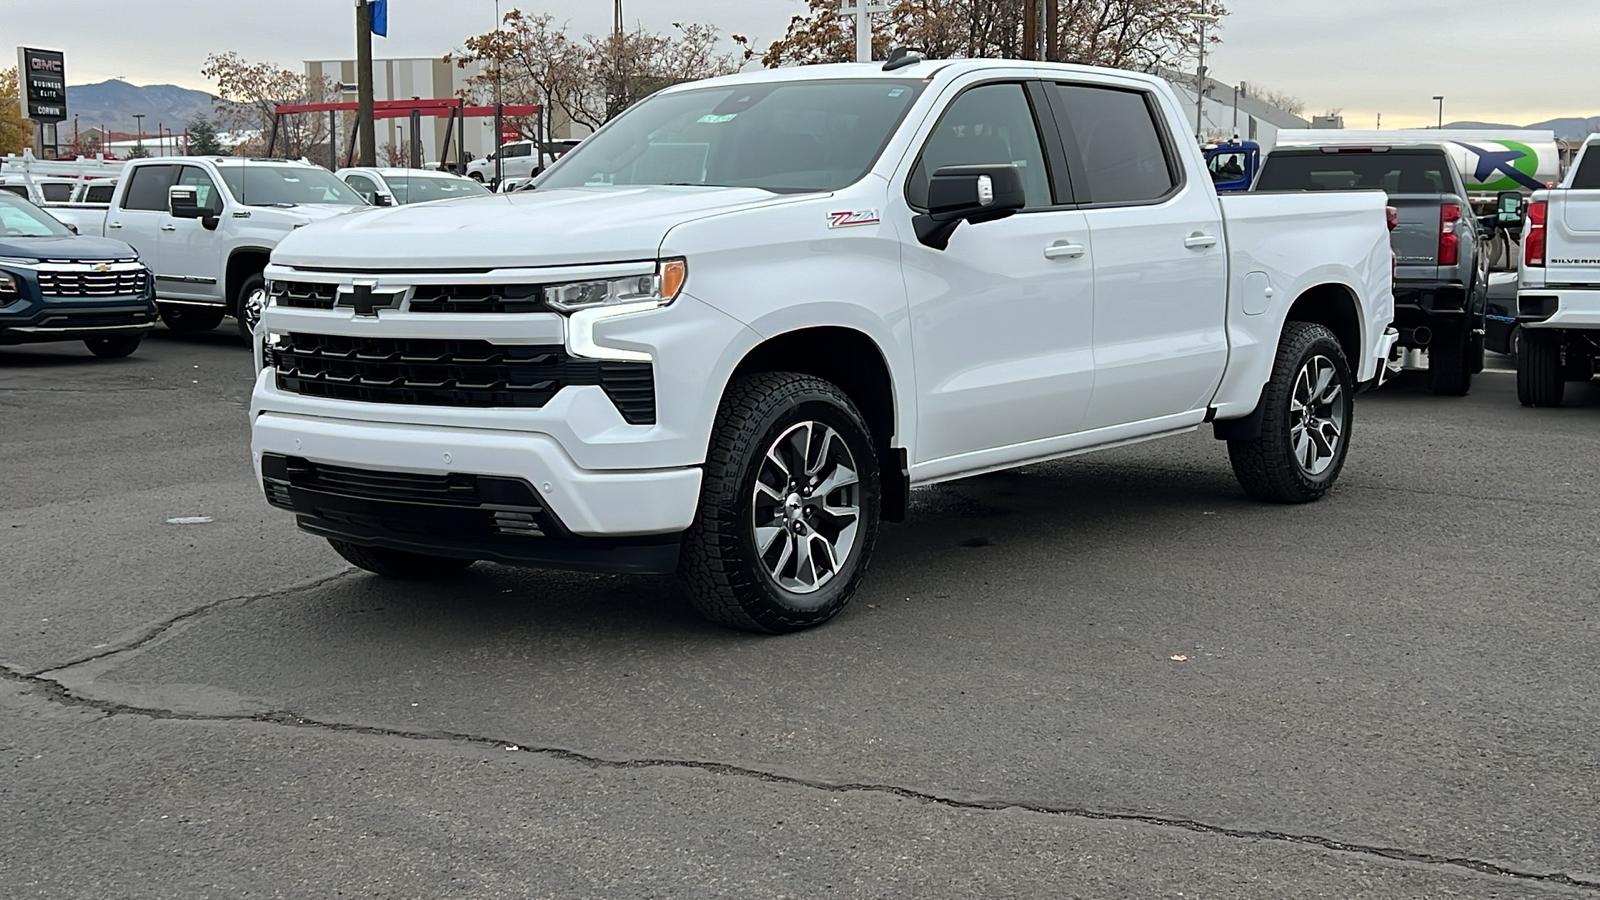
327,539 -> 476,578
679,372 -> 881,633
1228,322 -> 1354,504
159,306 -> 225,333
84,336 -> 142,358
1517,330 -> 1565,407
1427,324 -> 1473,396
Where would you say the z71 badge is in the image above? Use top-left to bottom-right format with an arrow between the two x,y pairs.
828,210 -> 881,229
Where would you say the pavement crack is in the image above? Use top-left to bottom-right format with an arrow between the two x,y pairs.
28,568 -> 355,678
2,664 -> 1595,893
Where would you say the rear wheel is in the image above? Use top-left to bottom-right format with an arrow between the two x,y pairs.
1517,330 -> 1565,407
679,372 -> 881,633
327,540 -> 476,579
1427,324 -> 1473,396
1228,322 -> 1354,504
84,336 -> 142,358
159,306 -> 225,333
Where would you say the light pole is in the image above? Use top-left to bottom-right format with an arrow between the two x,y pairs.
1432,95 -> 1444,129
131,114 -> 145,154
1189,10 -> 1221,141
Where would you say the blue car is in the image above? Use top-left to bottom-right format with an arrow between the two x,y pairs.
0,192 -> 156,358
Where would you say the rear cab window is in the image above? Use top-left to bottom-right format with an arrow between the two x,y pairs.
121,164 -> 182,211
1569,146 -> 1600,189
1257,150 -> 1452,196
1045,83 -> 1180,205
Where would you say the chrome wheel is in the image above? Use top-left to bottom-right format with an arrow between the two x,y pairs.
241,286 -> 268,335
1289,354 -> 1345,476
751,421 -> 861,596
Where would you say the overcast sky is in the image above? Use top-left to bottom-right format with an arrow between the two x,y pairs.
10,0 -> 1592,128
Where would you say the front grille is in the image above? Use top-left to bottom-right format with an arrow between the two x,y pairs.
282,457 -> 481,506
271,281 -> 337,310
38,268 -> 147,298
409,284 -> 548,314
271,333 -> 655,424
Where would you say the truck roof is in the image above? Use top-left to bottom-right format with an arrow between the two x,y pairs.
126,156 -> 328,169
661,58 -> 1167,94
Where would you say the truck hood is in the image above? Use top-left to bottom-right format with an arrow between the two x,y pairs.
270,186 -> 807,269
0,235 -> 137,261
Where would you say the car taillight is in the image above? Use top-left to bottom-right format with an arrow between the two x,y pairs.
1525,200 -> 1547,268
1438,203 -> 1461,267
1386,206 -> 1398,232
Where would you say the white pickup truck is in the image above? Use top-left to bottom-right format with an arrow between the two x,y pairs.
1514,134 -> 1600,406
52,157 -> 368,341
252,57 -> 1397,632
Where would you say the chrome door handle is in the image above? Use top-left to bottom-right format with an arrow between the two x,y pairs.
160,224 -> 177,232
1044,241 -> 1086,260
1185,233 -> 1219,250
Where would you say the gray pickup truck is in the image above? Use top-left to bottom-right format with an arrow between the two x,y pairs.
1256,145 -> 1487,395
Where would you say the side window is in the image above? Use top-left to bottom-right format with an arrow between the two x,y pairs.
0,185 -> 25,198
1049,84 -> 1177,205
121,165 -> 181,211
908,82 -> 1051,210
1208,152 -> 1246,183
85,184 -> 116,203
505,143 -> 532,158
41,183 -> 73,202
177,166 -> 223,212
1571,148 -> 1600,190
344,174 -> 379,203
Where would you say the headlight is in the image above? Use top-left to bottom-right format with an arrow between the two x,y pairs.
545,259 -> 686,313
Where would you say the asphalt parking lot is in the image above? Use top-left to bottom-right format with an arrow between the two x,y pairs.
3,327 -> 1599,899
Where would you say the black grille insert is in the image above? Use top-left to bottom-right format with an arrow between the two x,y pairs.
271,281 -> 338,310
409,284 -> 548,314
271,333 -> 655,423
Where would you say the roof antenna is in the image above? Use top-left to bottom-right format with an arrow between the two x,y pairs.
882,47 -> 923,71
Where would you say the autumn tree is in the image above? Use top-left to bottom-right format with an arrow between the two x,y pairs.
201,52 -> 334,158
0,68 -> 33,155
450,10 -> 752,137
765,0 -> 1226,71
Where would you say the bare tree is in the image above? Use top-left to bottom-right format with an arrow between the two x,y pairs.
450,11 -> 752,136
1251,86 -> 1306,117
765,0 -> 1226,70
201,52 -> 334,158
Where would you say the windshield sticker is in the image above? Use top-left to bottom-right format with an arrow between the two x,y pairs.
828,209 -> 881,229
697,113 -> 737,124
888,88 -> 906,97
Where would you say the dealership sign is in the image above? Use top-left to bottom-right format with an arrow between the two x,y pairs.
17,47 -> 67,123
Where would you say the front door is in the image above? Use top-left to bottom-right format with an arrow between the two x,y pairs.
901,81 -> 1096,471
160,165 -> 226,303
1043,81 -> 1229,430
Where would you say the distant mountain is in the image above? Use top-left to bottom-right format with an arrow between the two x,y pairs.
65,80 -> 223,135
1444,118 -> 1600,141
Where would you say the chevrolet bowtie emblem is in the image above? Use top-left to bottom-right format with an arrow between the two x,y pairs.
93,263 -> 111,272
344,283 -> 400,317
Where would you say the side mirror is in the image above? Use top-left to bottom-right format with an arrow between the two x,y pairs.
169,185 -> 204,219
64,222 -> 79,235
1496,190 -> 1524,227
373,193 -> 394,207
913,164 -> 1028,250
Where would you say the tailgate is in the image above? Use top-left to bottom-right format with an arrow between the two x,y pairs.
1547,192 -> 1600,285
1388,196 -> 1444,281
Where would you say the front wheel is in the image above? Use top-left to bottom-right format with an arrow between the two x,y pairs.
327,540 -> 476,579
679,372 -> 881,633
85,336 -> 142,358
1228,322 -> 1355,504
234,273 -> 267,343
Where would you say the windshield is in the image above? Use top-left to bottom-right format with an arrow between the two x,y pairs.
539,79 -> 926,193
0,192 -> 73,237
388,175 -> 491,204
219,165 -> 367,207
1257,150 -> 1452,195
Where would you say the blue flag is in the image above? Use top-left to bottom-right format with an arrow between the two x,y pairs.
370,0 -> 388,36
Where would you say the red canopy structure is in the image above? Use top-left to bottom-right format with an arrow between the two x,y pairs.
268,98 -> 542,171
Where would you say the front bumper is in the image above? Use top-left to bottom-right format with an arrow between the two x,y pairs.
252,412 -> 702,571
0,300 -> 157,344
1517,288 -> 1600,331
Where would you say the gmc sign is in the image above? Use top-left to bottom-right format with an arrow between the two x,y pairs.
16,47 -> 67,123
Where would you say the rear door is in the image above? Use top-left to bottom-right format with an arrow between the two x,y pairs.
1043,79 -> 1228,429
110,163 -> 180,284
1546,149 -> 1600,285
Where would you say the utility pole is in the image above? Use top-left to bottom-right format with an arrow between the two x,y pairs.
494,0 -> 504,185
1044,0 -> 1059,61
1188,9 -> 1221,141
356,0 -> 377,166
132,113 -> 145,153
1433,95 -> 1444,129
842,0 -> 887,63
1022,0 -> 1039,60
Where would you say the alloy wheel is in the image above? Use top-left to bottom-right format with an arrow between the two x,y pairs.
1289,354 -> 1346,476
751,421 -> 861,597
